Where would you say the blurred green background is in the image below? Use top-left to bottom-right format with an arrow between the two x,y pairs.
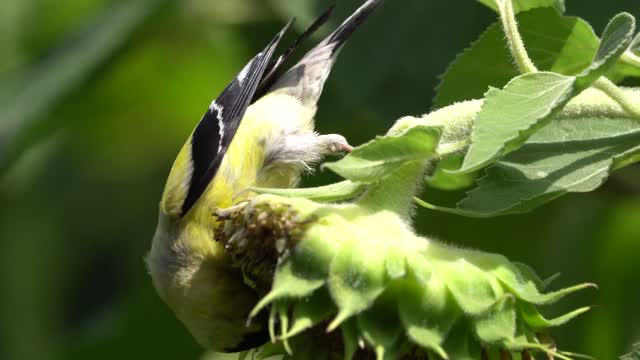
1,0 -> 639,359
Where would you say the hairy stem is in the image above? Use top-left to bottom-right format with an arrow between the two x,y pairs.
437,138 -> 470,157
620,50 -> 640,70
499,0 -> 537,74
593,77 -> 640,119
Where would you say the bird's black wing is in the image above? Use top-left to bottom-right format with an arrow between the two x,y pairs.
181,21 -> 293,216
254,5 -> 335,100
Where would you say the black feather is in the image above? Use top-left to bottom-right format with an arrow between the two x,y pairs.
326,0 -> 382,55
265,0 -> 383,106
181,21 -> 292,216
180,1 -> 383,216
254,5 -> 335,100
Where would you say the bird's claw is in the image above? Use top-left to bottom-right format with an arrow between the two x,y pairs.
214,202 -> 248,218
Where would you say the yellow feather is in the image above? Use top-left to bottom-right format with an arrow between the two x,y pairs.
148,93 -> 314,351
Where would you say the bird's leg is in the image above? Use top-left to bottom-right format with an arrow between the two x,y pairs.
214,202 -> 248,219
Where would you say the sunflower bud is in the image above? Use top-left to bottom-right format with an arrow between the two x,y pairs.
216,195 -> 593,360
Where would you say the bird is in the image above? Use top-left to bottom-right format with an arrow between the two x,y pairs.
147,0 -> 383,352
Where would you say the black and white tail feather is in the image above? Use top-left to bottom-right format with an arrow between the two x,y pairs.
271,0 -> 383,109
254,5 -> 336,101
183,0 -> 383,216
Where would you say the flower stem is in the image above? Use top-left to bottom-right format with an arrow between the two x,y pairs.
499,0 -> 537,74
619,50 -> 640,70
593,77 -> 640,120
437,138 -> 470,157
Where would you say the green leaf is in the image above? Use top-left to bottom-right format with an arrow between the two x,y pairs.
455,12 -> 635,175
254,341 -> 287,360
282,288 -> 336,339
512,262 -> 547,290
357,292 -> 404,360
621,343 -> 640,360
251,181 -> 367,203
576,12 -> 636,88
456,115 -> 640,216
442,320 -> 483,360
473,295 -> 517,344
327,234 -> 389,331
432,246 -> 503,315
510,262 -> 560,291
251,259 -> 325,318
323,126 -> 441,183
456,72 -> 576,173
519,302 -> 590,328
277,302 -> 292,354
341,319 -> 359,360
434,9 -> 599,109
384,246 -> 407,280
0,0 -> 165,173
464,251 -> 594,307
476,0 -> 565,14
434,9 -> 640,110
426,154 -> 476,190
290,221 -> 346,278
201,352 -> 241,360
398,274 -> 459,359
467,252 -> 545,303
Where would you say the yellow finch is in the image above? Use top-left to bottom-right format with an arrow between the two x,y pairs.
147,0 -> 383,352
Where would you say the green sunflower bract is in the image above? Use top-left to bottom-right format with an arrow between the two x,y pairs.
218,194 -> 591,360
213,114 -> 596,360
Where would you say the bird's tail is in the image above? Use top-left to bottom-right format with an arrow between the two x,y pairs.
254,5 -> 335,101
324,0 -> 383,55
269,0 -> 383,108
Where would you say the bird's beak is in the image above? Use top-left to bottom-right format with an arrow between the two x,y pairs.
340,143 -> 354,153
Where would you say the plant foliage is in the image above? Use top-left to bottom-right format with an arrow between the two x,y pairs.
622,343 -> 640,360
230,0 -> 640,358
